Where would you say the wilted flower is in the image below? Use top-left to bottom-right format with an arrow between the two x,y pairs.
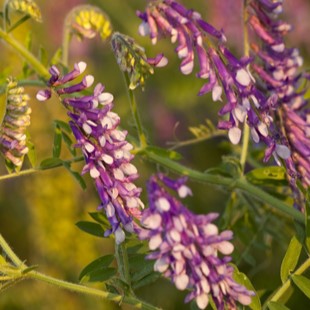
137,0 -> 289,162
249,0 -> 310,193
37,62 -> 144,243
7,0 -> 42,22
111,32 -> 168,90
139,174 -> 254,310
0,78 -> 31,170
65,5 -> 112,41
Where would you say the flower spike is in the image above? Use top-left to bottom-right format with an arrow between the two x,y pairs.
137,0 -> 288,162
37,63 -> 144,243
139,174 -> 254,309
0,78 -> 31,171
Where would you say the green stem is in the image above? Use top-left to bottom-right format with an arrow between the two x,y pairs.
62,20 -> 72,67
0,156 -> 84,182
240,0 -> 251,172
123,73 -> 147,147
115,243 -> 132,289
144,151 -> 304,223
167,131 -> 226,150
0,233 -> 159,309
263,258 -> 310,309
0,28 -> 49,79
26,270 -> 159,310
0,234 -> 24,267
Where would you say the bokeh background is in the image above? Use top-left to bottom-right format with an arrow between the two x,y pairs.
1,0 -> 310,309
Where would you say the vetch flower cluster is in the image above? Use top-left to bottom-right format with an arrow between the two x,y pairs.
137,0 -> 290,163
249,0 -> 310,189
111,32 -> 168,90
0,78 -> 31,170
7,0 -> 42,22
139,174 -> 254,310
66,5 -> 112,40
37,62 -> 144,243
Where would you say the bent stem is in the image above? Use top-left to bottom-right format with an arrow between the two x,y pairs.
123,73 -> 147,148
0,28 -> 49,79
0,234 -> 159,310
263,257 -> 310,309
144,151 -> 304,224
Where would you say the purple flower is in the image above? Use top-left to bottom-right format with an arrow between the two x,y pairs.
137,0 -> 289,162
37,62 -> 144,243
139,174 -> 254,310
249,1 -> 310,193
0,78 -> 31,170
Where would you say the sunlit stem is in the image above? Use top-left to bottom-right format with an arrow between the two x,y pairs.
0,233 -> 159,310
144,151 -> 305,224
0,234 -> 24,266
263,258 -> 310,309
123,73 -> 147,148
0,28 -> 49,79
115,242 -> 135,296
240,0 -> 251,172
0,156 -> 84,182
62,20 -> 72,67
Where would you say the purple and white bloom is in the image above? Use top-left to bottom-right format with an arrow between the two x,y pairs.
0,78 -> 31,170
139,174 -> 254,310
137,0 -> 289,162
249,1 -> 310,192
37,62 -> 144,243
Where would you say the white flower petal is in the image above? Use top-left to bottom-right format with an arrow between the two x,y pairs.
115,227 -> 126,244
149,234 -> 162,250
228,127 -> 242,145
236,69 -> 251,86
174,273 -> 189,290
143,214 -> 162,229
155,197 -> 170,212
276,144 -> 291,159
196,294 -> 209,309
212,85 -> 223,102
177,185 -> 192,198
257,122 -> 268,137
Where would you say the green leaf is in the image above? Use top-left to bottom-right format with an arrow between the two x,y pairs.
61,131 -> 76,156
79,255 -> 114,281
25,131 -> 36,167
131,259 -> 155,283
75,221 -> 106,238
88,212 -> 111,229
144,146 -> 182,161
53,125 -> 62,158
231,264 -> 261,310
292,274 -> 310,299
50,48 -> 62,65
132,272 -> 160,290
62,162 -> 86,190
246,167 -> 287,186
54,120 -> 72,134
267,301 -> 290,310
39,46 -> 48,67
81,267 -> 117,283
39,157 -> 63,169
280,235 -> 303,283
0,93 -> 7,128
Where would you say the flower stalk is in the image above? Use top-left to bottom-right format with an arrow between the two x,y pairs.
0,28 -> 49,79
